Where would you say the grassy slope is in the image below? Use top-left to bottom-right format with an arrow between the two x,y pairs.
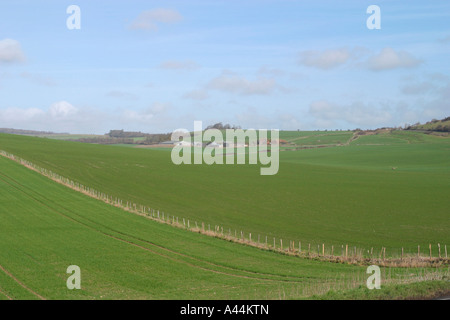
1,156 -> 374,299
288,132 -> 353,146
1,156 -> 448,300
314,280 -> 450,300
408,118 -> 450,131
0,131 -> 449,255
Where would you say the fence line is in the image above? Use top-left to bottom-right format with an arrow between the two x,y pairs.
1,149 -> 448,267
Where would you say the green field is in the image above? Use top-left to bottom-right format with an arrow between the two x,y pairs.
0,131 -> 449,256
36,134 -> 103,140
0,131 -> 449,299
289,132 -> 354,146
0,155 -> 378,299
1,151 -> 448,299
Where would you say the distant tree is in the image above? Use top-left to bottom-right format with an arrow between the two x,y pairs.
205,122 -> 240,130
108,130 -> 124,137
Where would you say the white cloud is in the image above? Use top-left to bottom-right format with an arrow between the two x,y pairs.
422,84 -> 450,119
0,101 -> 108,133
129,9 -> 182,31
309,100 -> 340,121
207,72 -> 277,95
150,102 -> 170,114
0,39 -> 26,63
0,107 -> 45,122
368,47 -> 422,71
0,101 -> 79,124
49,101 -> 78,120
298,48 -> 352,70
122,102 -> 171,124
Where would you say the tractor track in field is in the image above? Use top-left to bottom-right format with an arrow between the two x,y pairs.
0,285 -> 13,300
0,264 -> 45,300
0,167 -> 310,284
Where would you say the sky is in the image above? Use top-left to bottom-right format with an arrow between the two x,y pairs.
0,0 -> 449,134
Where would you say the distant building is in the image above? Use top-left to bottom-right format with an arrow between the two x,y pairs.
160,141 -> 176,145
206,142 -> 221,148
222,141 -> 247,148
175,141 -> 192,147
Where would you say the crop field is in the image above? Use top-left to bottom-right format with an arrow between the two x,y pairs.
36,134 -> 103,140
287,132 -> 354,146
1,147 -> 449,299
0,131 -> 449,259
0,155 -> 394,299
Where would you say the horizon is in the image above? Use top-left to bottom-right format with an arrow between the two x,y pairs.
1,1 -> 449,134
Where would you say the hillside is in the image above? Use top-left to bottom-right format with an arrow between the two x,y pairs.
0,154 -> 369,299
1,150 -> 448,299
406,117 -> 450,132
1,131 -> 449,256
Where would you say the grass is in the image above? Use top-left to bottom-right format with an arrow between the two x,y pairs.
1,155 -> 448,299
313,280 -> 450,300
37,134 -> 103,140
289,132 -> 353,146
0,131 -> 449,256
0,156 -> 365,299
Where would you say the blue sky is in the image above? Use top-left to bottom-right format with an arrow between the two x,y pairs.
0,0 -> 449,134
